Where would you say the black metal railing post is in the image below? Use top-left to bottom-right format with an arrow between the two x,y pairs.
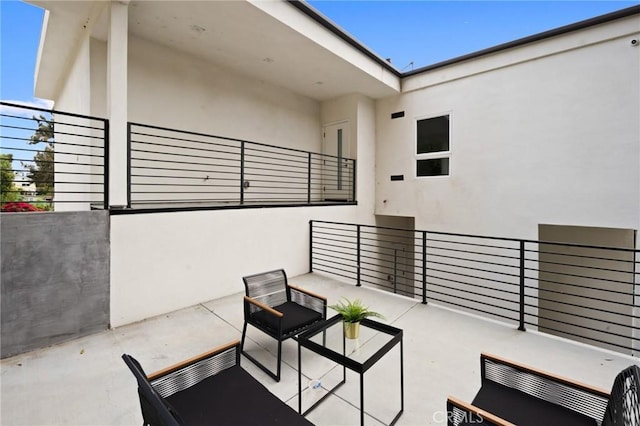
422,231 -> 427,304
307,152 -> 312,204
393,247 -> 398,294
518,240 -> 526,331
126,122 -> 131,208
352,159 -> 357,202
356,224 -> 361,286
104,119 -> 110,209
240,141 -> 245,205
309,220 -> 314,273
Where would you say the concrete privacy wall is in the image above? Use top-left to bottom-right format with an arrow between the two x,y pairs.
110,204 -> 371,327
1,211 -> 110,358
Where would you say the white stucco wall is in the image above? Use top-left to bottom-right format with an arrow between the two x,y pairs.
89,39 -> 107,119
376,16 -> 640,240
54,5 -> 640,328
127,36 -> 321,152
53,36 -> 96,211
79,26 -> 380,326
111,205 -> 367,326
110,73 -> 379,326
56,36 -> 91,114
111,92 -> 378,326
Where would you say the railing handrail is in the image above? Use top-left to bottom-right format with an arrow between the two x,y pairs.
310,220 -> 640,253
129,121 -> 353,161
0,101 -> 108,123
127,122 -> 356,209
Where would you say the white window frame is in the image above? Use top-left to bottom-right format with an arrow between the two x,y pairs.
415,113 -> 452,178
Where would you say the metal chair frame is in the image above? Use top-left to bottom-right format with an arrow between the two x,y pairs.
240,269 -> 326,381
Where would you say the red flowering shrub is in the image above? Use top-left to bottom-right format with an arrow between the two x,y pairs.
1,202 -> 44,212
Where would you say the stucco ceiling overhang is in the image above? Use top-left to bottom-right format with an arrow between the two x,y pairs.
27,0 -> 401,103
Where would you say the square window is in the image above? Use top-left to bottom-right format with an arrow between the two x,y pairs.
417,116 -> 449,154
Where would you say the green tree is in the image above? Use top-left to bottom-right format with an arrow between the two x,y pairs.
24,115 -> 54,196
0,153 -> 20,203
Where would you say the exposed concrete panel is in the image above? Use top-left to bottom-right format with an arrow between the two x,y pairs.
1,211 -> 110,358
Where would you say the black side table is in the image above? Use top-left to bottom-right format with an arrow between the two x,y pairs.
297,314 -> 404,425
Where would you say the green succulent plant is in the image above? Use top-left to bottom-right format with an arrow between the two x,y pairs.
328,297 -> 385,323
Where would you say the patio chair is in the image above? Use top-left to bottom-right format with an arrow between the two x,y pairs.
241,268 -> 326,381
602,363 -> 640,425
446,352 -> 640,426
122,340 -> 312,425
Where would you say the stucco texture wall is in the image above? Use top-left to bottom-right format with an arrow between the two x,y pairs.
126,36 -> 322,153
103,38 -> 381,327
375,18 -> 640,240
110,205 -> 369,327
110,92 -> 379,327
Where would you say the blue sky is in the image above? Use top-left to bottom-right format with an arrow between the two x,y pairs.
1,0 -> 49,108
309,1 -> 640,71
1,0 -> 639,106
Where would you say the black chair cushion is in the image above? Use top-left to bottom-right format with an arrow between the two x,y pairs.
252,301 -> 322,335
166,364 -> 313,425
472,380 -> 598,426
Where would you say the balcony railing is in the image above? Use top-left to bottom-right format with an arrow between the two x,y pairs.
1,106 -> 356,213
127,123 -> 356,210
0,102 -> 108,211
310,220 -> 640,355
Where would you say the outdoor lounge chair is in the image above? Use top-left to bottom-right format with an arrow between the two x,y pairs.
122,340 -> 313,426
446,352 -> 640,426
241,268 -> 327,381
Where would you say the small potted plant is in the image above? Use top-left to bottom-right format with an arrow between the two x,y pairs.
328,297 -> 385,339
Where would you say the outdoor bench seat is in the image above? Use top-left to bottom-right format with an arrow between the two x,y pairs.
447,352 -> 640,426
123,340 -> 313,426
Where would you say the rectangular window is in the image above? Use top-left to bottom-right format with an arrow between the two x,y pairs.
417,158 -> 449,176
416,115 -> 450,177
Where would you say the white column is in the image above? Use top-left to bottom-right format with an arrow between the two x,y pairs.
107,0 -> 129,207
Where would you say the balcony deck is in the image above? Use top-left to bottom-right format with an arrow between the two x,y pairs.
1,273 -> 637,425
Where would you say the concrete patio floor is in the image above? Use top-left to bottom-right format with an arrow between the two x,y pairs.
1,273 -> 638,425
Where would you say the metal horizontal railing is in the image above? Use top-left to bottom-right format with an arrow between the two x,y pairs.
0,102 -> 108,211
310,220 -> 640,355
128,123 -> 355,209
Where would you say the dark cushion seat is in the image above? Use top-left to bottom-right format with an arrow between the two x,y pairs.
471,380 -> 598,426
166,364 -> 313,425
446,354 -> 639,426
252,301 -> 323,335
